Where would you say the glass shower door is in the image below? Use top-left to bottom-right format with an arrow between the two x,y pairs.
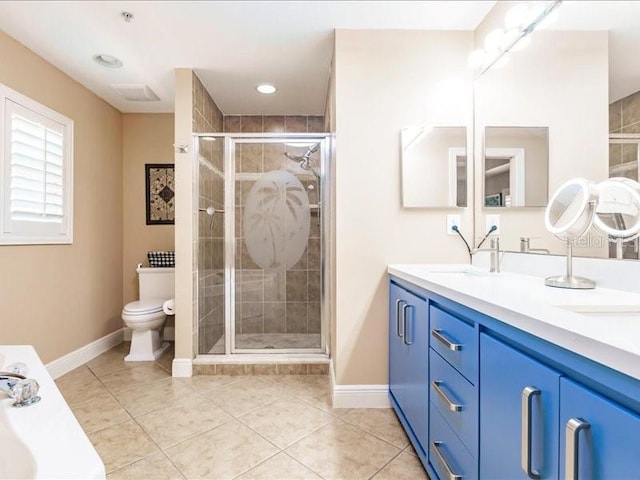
232,137 -> 323,352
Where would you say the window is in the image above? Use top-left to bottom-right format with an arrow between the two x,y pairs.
0,83 -> 73,244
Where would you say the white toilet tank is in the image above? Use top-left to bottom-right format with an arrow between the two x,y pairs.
136,264 -> 175,300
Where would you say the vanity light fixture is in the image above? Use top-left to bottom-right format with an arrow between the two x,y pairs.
93,54 -> 123,69
256,84 -> 277,94
468,1 -> 563,72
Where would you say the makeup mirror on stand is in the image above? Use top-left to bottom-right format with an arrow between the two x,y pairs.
593,178 -> 640,259
544,178 -> 599,289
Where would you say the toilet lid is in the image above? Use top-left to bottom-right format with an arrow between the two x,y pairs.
123,299 -> 165,315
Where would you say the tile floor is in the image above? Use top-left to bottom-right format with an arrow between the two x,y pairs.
55,342 -> 429,480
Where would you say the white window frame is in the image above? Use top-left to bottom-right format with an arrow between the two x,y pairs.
0,83 -> 73,245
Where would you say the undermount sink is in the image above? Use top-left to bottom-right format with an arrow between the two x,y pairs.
554,304 -> 640,318
425,266 -> 495,277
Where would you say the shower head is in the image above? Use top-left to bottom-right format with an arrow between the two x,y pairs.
284,143 -> 320,179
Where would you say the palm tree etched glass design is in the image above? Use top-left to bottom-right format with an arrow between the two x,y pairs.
244,170 -> 310,270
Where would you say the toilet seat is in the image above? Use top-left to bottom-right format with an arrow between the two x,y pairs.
122,299 -> 165,316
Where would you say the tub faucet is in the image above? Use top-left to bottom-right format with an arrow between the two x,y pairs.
0,372 -> 41,407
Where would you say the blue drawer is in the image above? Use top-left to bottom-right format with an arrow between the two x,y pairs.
429,403 -> 477,480
430,348 -> 477,456
430,305 -> 477,383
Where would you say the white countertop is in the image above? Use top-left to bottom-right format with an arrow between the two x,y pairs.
388,264 -> 640,382
0,345 -> 105,480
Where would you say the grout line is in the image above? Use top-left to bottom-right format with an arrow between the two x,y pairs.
366,447 -> 405,480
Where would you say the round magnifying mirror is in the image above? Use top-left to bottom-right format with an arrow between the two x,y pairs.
593,177 -> 640,240
544,178 -> 598,289
545,178 -> 598,240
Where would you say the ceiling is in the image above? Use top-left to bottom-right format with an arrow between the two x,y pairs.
0,1 -> 495,115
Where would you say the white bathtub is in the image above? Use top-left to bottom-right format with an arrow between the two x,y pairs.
0,346 -> 105,480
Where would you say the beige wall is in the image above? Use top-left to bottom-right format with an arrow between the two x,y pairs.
474,30 -> 609,256
333,30 -> 474,385
122,114 -> 175,304
0,31 -> 123,363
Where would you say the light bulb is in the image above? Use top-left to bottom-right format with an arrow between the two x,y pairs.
484,29 -> 505,52
468,49 -> 487,69
505,3 -> 531,30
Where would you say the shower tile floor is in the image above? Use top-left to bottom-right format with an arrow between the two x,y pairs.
209,333 -> 322,353
56,342 -> 427,480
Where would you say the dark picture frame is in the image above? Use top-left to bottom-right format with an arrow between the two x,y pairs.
145,164 -> 175,225
484,192 -> 503,207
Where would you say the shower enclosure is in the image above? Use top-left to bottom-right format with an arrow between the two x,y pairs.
193,133 -> 330,355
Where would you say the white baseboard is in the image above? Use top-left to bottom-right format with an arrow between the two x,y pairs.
330,359 -> 391,408
172,358 -> 193,377
46,329 -> 124,379
123,326 -> 174,342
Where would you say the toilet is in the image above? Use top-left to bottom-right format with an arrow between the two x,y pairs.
122,264 -> 175,362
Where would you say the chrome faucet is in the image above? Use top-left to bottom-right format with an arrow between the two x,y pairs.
520,237 -> 551,254
472,237 -> 501,273
0,372 -> 41,407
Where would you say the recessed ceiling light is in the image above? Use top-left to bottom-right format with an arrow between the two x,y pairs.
256,84 -> 276,94
93,54 -> 123,69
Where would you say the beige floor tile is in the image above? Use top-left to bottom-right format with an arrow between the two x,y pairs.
70,392 -> 131,434
286,420 -> 400,480
112,377 -> 195,417
210,377 -> 284,417
341,408 -> 409,448
236,452 -> 321,480
86,347 -> 137,377
137,395 -> 232,449
155,345 -> 175,373
239,397 -> 334,448
179,374 -> 244,394
88,420 -> 159,473
404,443 -> 419,457
56,366 -> 111,406
371,451 -> 429,480
107,452 -> 184,480
164,420 -> 279,480
98,363 -> 170,392
272,375 -> 347,415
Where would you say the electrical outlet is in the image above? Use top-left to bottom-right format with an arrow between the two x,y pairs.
486,214 -> 500,235
447,214 -> 461,235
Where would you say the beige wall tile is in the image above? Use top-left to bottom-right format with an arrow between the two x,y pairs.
285,116 -> 307,133
264,115 -> 285,133
242,115 -> 264,133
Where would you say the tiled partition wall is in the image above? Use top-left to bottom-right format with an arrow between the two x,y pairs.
609,89 -> 640,180
192,74 -> 226,355
224,115 -> 324,343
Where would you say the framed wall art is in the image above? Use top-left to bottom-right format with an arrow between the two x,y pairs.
145,163 -> 175,225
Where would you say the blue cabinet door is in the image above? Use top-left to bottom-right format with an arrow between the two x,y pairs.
560,377 -> 640,479
403,290 -> 429,452
389,282 -> 406,411
389,281 -> 429,456
480,333 -> 560,479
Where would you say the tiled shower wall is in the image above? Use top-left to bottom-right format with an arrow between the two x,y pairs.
609,90 -> 640,181
224,115 -> 324,339
192,73 -> 226,354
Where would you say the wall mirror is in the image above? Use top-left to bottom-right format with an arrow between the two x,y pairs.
483,126 -> 548,208
472,0 -> 640,259
401,126 -> 467,208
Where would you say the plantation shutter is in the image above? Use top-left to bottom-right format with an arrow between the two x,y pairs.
3,98 -> 70,240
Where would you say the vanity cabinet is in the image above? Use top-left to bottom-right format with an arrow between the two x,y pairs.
388,275 -> 640,480
388,281 -> 429,456
559,378 -> 640,478
480,333 -> 560,479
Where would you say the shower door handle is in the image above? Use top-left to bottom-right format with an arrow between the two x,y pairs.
199,207 -> 225,229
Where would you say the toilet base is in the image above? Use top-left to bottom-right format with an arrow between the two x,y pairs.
125,329 -> 170,362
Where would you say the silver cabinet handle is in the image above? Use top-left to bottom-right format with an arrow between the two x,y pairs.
432,329 -> 462,351
521,386 -> 542,479
565,418 -> 590,480
395,299 -> 405,337
403,304 -> 413,345
432,381 -> 463,412
432,441 -> 462,480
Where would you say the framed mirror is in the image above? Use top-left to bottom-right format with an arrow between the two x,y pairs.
401,126 -> 467,208
484,126 -> 549,208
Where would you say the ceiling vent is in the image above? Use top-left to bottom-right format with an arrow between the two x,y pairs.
111,84 -> 160,102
